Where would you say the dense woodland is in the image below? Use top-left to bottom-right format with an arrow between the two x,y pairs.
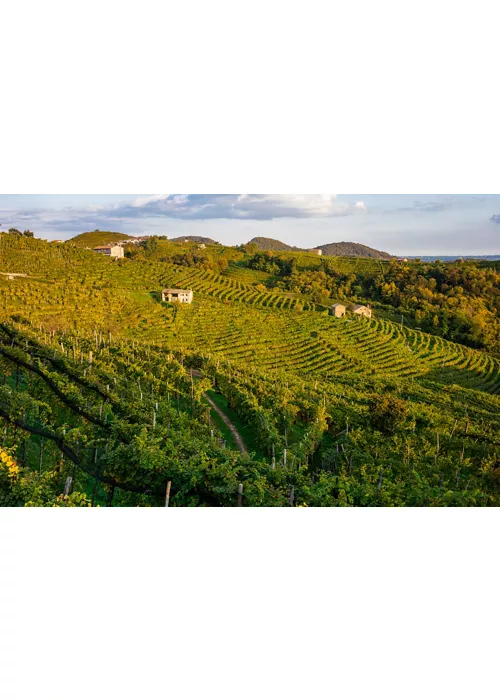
275,257 -> 500,353
0,231 -> 499,507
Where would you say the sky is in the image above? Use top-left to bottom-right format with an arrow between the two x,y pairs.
1,194 -> 500,255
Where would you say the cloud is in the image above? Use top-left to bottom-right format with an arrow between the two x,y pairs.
386,198 -> 454,215
413,200 -> 448,212
490,214 -> 500,224
121,194 -> 367,220
0,194 -> 368,235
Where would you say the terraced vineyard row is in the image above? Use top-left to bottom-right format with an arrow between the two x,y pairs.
2,237 -> 499,395
129,296 -> 500,394
158,266 -> 321,312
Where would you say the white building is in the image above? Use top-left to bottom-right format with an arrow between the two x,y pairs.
93,246 -> 125,259
331,303 -> 346,318
353,305 -> 373,319
162,289 -> 194,304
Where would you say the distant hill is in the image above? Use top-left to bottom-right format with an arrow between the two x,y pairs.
315,242 -> 392,259
410,255 -> 500,262
171,236 -> 219,245
246,237 -> 296,251
69,231 -> 134,248
246,237 -> 392,258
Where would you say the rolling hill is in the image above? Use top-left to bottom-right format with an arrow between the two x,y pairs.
68,231 -> 135,248
246,237 -> 296,251
246,237 -> 392,258
171,236 -> 219,245
0,233 -> 499,507
315,242 -> 393,259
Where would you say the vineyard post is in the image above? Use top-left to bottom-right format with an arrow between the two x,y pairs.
165,481 -> 172,507
20,410 -> 27,465
64,477 -> 72,496
60,428 -> 66,466
283,449 -> 287,468
378,467 -> 384,489
289,486 -> 295,507
38,436 -> 44,475
237,483 -> 244,507
91,447 -> 99,506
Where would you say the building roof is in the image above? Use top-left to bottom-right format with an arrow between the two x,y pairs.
162,288 -> 193,294
353,305 -> 369,311
332,303 -> 346,308
93,246 -> 114,250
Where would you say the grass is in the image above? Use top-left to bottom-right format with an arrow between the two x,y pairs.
205,390 -> 267,461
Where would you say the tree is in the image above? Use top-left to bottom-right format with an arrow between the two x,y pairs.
23,230 -> 34,238
369,395 -> 408,434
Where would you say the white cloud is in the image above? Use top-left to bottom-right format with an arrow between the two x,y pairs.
125,194 -> 365,220
132,194 -> 171,208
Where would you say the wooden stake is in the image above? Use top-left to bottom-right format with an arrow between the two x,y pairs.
165,481 -> 172,507
39,437 -> 44,475
64,477 -> 72,496
237,483 -> 244,507
378,467 -> 384,489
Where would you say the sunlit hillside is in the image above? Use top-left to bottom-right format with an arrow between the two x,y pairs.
1,233 -> 499,507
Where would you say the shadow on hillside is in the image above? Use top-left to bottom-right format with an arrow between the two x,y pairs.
149,291 -> 162,304
423,364 -> 499,395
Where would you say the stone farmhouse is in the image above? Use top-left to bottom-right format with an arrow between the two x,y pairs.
93,246 -> 125,259
162,289 -> 194,304
353,305 -> 372,319
331,303 -> 346,318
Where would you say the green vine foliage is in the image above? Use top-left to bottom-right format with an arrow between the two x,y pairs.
0,235 -> 499,506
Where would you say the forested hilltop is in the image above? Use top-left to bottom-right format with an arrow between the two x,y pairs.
69,231 -> 135,248
0,232 -> 499,507
245,237 -> 392,258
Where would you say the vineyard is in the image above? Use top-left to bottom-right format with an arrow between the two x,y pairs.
1,234 -> 499,506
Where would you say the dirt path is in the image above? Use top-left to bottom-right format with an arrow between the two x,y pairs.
204,393 -> 248,454
190,369 -> 248,454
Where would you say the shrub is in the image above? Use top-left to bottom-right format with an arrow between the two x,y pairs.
369,394 -> 408,434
